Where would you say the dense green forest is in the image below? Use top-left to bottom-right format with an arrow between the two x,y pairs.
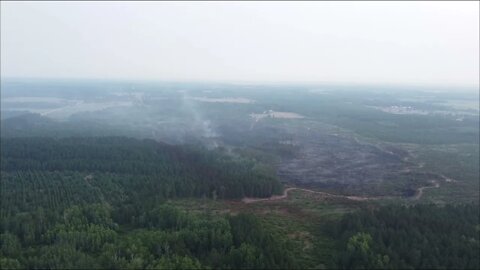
0,203 -> 296,269
331,204 -> 480,269
1,137 -> 282,203
1,137 -> 479,269
0,137 -> 294,268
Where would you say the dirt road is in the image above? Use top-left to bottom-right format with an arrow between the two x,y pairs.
242,181 -> 441,204
412,180 -> 440,200
242,187 -> 372,204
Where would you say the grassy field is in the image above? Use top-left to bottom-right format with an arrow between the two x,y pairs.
168,189 -> 368,268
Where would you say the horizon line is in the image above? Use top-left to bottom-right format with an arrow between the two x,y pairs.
1,76 -> 479,90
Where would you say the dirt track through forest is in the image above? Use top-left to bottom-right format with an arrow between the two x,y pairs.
242,187 -> 373,204
412,180 -> 440,200
242,181 -> 441,204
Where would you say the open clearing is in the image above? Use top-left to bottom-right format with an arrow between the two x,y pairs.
191,97 -> 255,103
250,110 -> 305,121
242,187 -> 374,203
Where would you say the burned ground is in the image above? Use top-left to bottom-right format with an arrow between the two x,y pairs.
274,130 -> 413,196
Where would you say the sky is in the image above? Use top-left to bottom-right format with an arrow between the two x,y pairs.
1,1 -> 479,87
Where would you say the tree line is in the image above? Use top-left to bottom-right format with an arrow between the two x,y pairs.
328,204 -> 479,269
0,203 -> 297,269
0,137 -> 295,268
1,137 -> 282,202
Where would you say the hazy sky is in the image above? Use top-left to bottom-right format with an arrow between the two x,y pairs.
1,1 -> 479,87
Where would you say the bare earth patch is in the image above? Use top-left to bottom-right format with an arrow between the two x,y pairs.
191,97 -> 255,104
242,187 -> 373,204
243,182 -> 441,204
250,110 -> 304,121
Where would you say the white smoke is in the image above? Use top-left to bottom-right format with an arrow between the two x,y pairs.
180,92 -> 220,148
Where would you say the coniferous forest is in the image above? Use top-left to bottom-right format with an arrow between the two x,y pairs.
1,137 -> 478,269
332,204 -> 479,269
0,137 -> 293,269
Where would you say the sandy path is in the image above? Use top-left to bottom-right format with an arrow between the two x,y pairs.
242,181 -> 441,204
242,187 -> 372,204
412,180 -> 440,200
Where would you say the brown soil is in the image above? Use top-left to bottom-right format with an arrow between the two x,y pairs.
242,187 -> 374,204
413,180 -> 440,200
243,181 -> 441,204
